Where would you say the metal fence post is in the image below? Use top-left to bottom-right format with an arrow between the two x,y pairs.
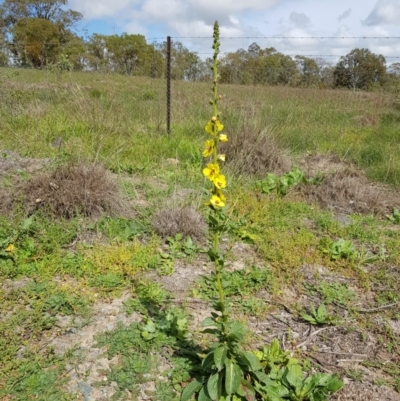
166,36 -> 171,135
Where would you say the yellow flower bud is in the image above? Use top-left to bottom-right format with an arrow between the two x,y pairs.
219,134 -> 228,142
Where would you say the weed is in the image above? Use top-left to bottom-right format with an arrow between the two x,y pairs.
180,22 -> 342,401
305,281 -> 356,305
300,303 -> 338,326
193,265 -> 271,300
345,369 -> 365,381
321,237 -> 357,260
163,233 -> 204,259
256,167 -> 322,197
93,216 -> 149,242
387,208 -> 400,224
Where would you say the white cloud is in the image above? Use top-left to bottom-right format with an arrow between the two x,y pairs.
67,0 -> 399,64
363,0 -> 400,25
69,0 -> 140,20
337,8 -> 352,22
289,11 -> 311,28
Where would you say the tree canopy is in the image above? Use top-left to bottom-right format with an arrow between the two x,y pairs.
0,0 -> 83,66
0,3 -> 397,92
334,48 -> 386,90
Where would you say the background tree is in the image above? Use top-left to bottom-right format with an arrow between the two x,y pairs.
295,55 -> 320,87
156,40 -> 203,81
12,17 -> 59,67
0,0 -> 83,67
219,44 -> 298,86
104,33 -> 163,76
334,48 -> 386,90
85,34 -> 109,72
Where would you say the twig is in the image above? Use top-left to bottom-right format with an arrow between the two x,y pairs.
308,356 -> 334,373
296,326 -> 332,349
334,301 -> 399,313
354,302 -> 399,313
317,351 -> 368,357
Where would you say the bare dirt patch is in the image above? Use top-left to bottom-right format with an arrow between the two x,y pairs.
43,291 -> 141,401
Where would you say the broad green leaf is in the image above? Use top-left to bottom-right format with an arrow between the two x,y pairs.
283,363 -> 304,392
324,374 -> 344,392
300,375 -> 318,397
180,378 -> 203,401
198,386 -> 212,401
206,373 -> 220,400
202,328 -> 219,335
237,351 -> 262,372
317,304 -> 327,319
21,216 -> 34,230
202,351 -> 215,370
214,346 -> 228,371
227,321 -> 247,341
201,317 -> 217,328
224,359 -> 242,395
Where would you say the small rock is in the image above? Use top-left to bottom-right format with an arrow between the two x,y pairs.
78,381 -> 92,400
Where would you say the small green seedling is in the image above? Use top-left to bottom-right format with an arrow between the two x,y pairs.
387,208 -> 400,224
256,167 -> 324,197
324,238 -> 357,260
301,303 -> 337,326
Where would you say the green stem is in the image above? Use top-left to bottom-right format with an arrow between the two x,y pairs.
210,22 -> 229,331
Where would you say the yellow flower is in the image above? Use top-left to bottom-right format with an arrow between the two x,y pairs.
214,174 -> 226,189
5,244 -> 15,252
203,163 -> 219,181
217,154 -> 226,162
202,140 -> 214,157
210,194 -> 225,208
205,120 -> 224,134
219,134 -> 228,142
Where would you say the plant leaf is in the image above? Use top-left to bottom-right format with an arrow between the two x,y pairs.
237,351 -> 262,372
198,386 -> 212,401
206,373 -> 220,400
181,378 -> 203,401
214,346 -> 228,371
225,359 -> 242,395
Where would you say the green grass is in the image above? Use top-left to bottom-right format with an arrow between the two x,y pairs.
0,67 -> 400,399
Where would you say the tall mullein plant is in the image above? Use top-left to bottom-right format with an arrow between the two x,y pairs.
181,22 -> 344,401
180,21 -> 259,401
202,21 -> 230,334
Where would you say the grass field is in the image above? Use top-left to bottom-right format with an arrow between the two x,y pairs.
0,67 -> 400,401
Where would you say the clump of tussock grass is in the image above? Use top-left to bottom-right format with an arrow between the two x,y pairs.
151,206 -> 206,240
297,155 -> 399,215
1,163 -> 129,218
221,123 -> 292,177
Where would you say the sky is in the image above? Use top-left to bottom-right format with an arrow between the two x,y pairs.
69,0 -> 400,63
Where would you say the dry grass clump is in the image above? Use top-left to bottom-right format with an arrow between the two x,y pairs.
297,155 -> 399,215
220,125 -> 292,177
151,206 -> 206,240
1,163 -> 128,218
